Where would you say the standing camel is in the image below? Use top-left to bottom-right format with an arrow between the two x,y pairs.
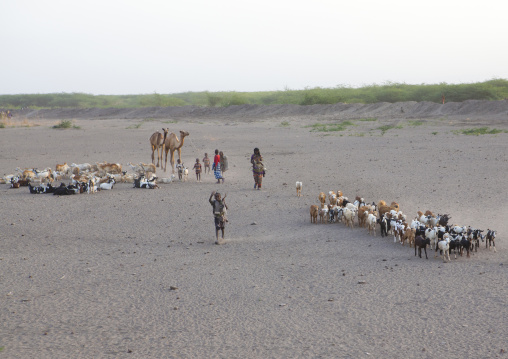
150,128 -> 169,168
164,130 -> 190,173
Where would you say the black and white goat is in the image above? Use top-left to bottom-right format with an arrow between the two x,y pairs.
485,229 -> 497,252
134,174 -> 158,189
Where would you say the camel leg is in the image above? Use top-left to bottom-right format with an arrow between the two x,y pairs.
163,148 -> 169,172
151,145 -> 156,165
170,150 -> 176,174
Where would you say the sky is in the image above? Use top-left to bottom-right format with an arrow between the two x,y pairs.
2,0 -> 507,95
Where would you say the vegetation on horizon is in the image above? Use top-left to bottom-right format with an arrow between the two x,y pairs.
1,79 -> 507,109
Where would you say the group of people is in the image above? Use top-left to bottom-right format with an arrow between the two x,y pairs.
208,147 -> 266,244
174,146 -> 266,244
175,149 -> 229,183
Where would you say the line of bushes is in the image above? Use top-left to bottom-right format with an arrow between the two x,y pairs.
1,79 -> 507,109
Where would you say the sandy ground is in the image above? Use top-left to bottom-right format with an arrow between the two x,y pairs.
1,108 -> 507,358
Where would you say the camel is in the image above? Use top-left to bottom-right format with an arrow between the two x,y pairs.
150,128 -> 169,168
163,130 -> 189,173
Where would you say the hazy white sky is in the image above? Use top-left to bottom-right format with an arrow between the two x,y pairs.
2,0 -> 507,95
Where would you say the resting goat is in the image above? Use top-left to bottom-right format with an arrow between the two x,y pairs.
133,174 -> 159,189
99,177 -> 115,190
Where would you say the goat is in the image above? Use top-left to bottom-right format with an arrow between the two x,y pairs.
133,174 -> 159,189
53,183 -> 78,195
425,227 -> 439,254
28,183 -> 46,194
448,236 -> 461,259
402,228 -> 416,247
393,220 -> 406,244
367,213 -> 377,236
378,204 -> 391,218
459,234 -> 471,258
378,215 -> 389,238
159,174 -> 176,183
437,238 -> 451,262
96,162 -> 122,174
70,163 -> 92,174
328,191 -> 336,204
55,162 -> 70,174
357,205 -> 374,227
451,225 -> 467,235
296,181 -> 302,197
485,229 -> 497,252
318,205 -> 329,224
415,235 -> 431,259
467,227 -> 484,252
318,192 -> 326,206
11,176 -> 30,187
99,177 -> 115,190
139,162 -> 156,174
438,214 -> 451,226
183,167 -> 189,182
343,207 -> 355,229
310,205 -> 319,224
333,206 -> 344,224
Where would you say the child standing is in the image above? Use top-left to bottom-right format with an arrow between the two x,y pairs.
203,153 -> 211,174
193,158 -> 202,182
176,159 -> 184,181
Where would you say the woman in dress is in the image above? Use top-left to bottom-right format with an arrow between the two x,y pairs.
250,147 -> 264,190
213,149 -> 223,184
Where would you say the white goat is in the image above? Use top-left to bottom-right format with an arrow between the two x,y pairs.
99,178 -> 115,190
367,213 -> 377,236
296,181 -> 302,197
425,227 -> 439,254
437,238 -> 451,262
343,208 -> 355,229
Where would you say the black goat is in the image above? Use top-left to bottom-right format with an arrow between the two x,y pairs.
28,183 -> 46,194
378,215 -> 390,238
459,235 -> 471,258
415,235 -> 431,259
448,238 -> 461,259
438,214 -> 451,226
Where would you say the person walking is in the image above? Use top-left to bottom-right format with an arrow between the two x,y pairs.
219,151 -> 228,180
203,153 -> 211,174
193,158 -> 202,182
250,147 -> 264,190
213,149 -> 224,184
209,191 -> 227,244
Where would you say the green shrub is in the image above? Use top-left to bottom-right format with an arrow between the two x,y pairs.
52,120 -> 79,129
456,127 -> 507,135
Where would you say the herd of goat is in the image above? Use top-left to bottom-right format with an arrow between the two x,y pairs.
308,189 -> 498,262
1,161 -> 178,194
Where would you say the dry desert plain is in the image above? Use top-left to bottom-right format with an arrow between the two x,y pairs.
1,102 -> 508,358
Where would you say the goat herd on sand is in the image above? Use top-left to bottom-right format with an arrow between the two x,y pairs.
1,126 -> 500,259
303,185 -> 498,263
1,128 -> 191,194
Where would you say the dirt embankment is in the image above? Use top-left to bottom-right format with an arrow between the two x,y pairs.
13,100 -> 508,122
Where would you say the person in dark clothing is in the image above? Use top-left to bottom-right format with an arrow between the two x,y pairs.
209,191 -> 228,244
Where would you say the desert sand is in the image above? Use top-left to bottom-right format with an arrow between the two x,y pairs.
1,102 -> 507,358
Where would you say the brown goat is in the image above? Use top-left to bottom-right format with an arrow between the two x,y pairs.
310,205 -> 319,224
